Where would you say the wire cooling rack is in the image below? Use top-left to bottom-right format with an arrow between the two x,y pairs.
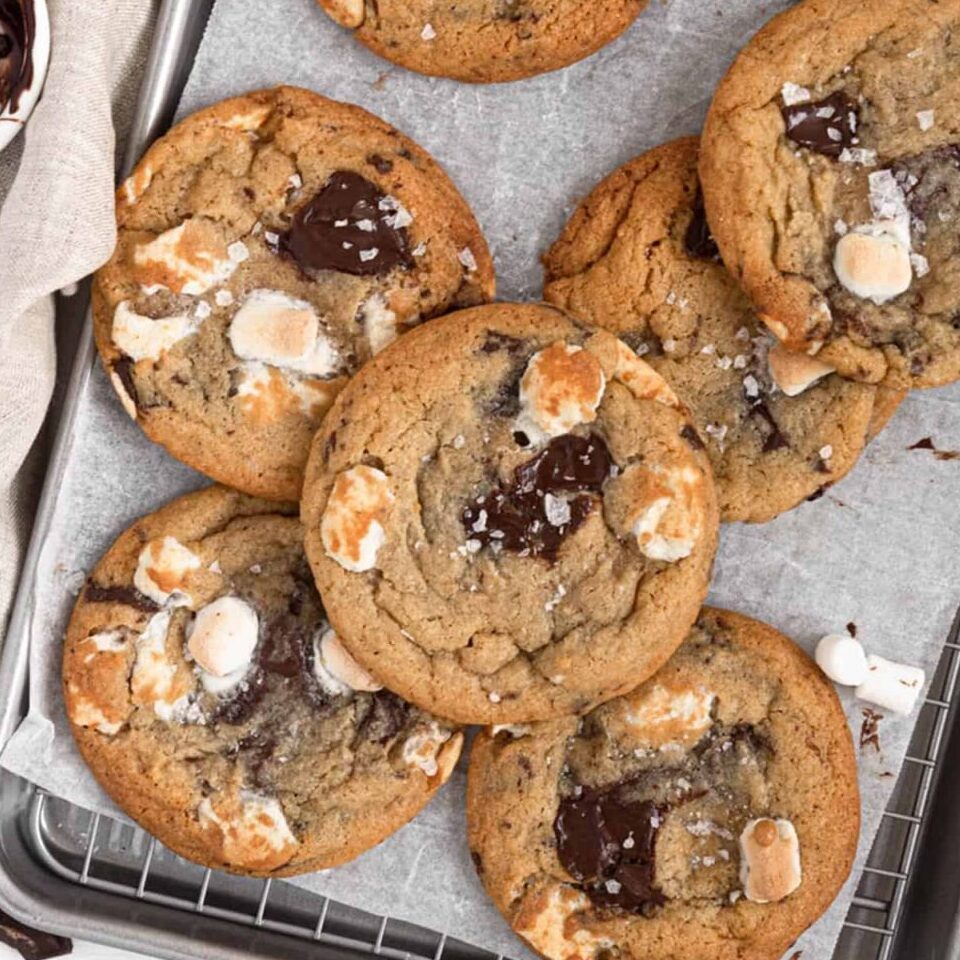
16,611 -> 959,960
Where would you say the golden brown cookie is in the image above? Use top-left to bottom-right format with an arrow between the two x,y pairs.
316,0 -> 648,83
545,137 -> 885,522
701,0 -> 960,389
94,85 -> 494,501
64,486 -> 462,877
467,608 -> 860,960
301,302 -> 719,724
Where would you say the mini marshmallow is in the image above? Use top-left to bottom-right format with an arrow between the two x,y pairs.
815,633 -> 869,686
855,654 -> 925,715
767,342 -> 835,396
739,817 -> 802,903
313,628 -> 382,695
134,536 -> 201,607
321,466 -> 394,572
133,221 -> 238,296
187,597 -> 259,678
833,231 -> 912,305
361,294 -> 399,356
516,342 -> 605,443
112,301 -> 199,363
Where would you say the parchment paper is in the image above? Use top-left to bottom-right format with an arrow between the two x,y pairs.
3,0 -> 960,957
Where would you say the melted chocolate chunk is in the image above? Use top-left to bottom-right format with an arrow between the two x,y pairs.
743,384 -> 789,453
555,781 -> 666,915
680,423 -> 706,451
279,171 -> 412,277
0,0 -> 34,116
358,690 -> 410,743
781,91 -> 859,158
684,190 -> 720,260
892,143 -> 960,225
479,331 -> 526,354
228,731 -> 278,787
112,356 -> 140,411
0,910 -> 71,960
84,582 -> 159,613
367,153 -> 394,174
462,435 -> 614,562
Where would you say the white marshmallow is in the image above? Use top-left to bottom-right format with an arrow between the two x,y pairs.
855,654 -> 925,715
514,887 -> 613,960
516,342 -> 606,443
198,791 -> 298,866
815,633 -> 869,686
134,222 -> 239,296
313,628 -> 382,695
834,231 -> 912,305
621,463 -> 704,562
219,105 -> 271,132
112,301 -> 199,363
767,342 -> 835,396
361,294 -> 399,355
321,466 -> 394,572
322,0 -> 365,27
187,597 -> 259,678
402,721 -> 453,776
134,536 -> 201,607
739,818 -> 802,903
66,687 -> 124,736
130,610 -> 186,718
624,685 -> 715,744
614,340 -> 680,407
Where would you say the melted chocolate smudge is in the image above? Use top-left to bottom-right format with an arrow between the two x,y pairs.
742,385 -> 789,452
781,91 -> 859,158
358,690 -> 410,743
84,582 -> 159,613
680,423 -> 706,451
684,189 -> 720,260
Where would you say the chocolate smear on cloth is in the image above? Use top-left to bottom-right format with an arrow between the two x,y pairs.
0,910 -> 71,960
0,0 -> 34,115
462,434 -> 613,562
280,170 -> 413,277
781,91 -> 859,158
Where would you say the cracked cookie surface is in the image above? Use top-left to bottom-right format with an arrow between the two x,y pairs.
466,608 -> 859,960
544,137 -> 899,523
94,85 -> 494,501
316,0 -> 647,84
701,0 -> 960,389
64,486 -> 462,877
301,303 -> 719,724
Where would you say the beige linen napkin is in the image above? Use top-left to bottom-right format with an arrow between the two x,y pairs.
0,0 -> 157,639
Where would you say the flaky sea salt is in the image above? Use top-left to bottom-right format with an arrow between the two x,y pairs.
917,110 -> 935,131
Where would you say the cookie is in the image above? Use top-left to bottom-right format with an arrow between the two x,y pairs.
316,0 -> 647,84
301,302 -> 719,724
700,0 -> 960,389
63,486 -> 462,877
94,85 -> 494,501
544,137 -> 894,523
467,607 -> 859,960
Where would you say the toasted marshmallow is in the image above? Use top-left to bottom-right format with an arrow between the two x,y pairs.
123,165 -> 153,205
134,537 -> 201,607
187,597 -> 259,679
66,686 -> 124,736
516,342 -> 606,443
767,342 -> 835,396
834,230 -> 912,305
815,633 -> 869,686
130,610 -> 186,717
739,817 -> 802,903
321,0 -> 365,27
402,722 -> 454,777
515,887 -> 612,960
81,630 -> 128,661
624,684 -> 714,747
855,654 -> 925,715
321,466 -> 394,572
112,301 -> 198,363
361,294 -> 398,355
219,104 -> 271,132
614,340 -> 679,407
229,289 -> 340,376
133,221 -> 239,296
198,791 -> 298,871
313,628 -> 382,695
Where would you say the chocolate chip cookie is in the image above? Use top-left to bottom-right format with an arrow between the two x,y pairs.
93,85 -> 494,501
316,0 -> 647,84
701,0 -> 960,388
64,486 -> 462,877
301,302 -> 719,724
467,608 -> 859,960
544,137 -> 898,523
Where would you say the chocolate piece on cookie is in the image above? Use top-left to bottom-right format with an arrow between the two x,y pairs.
63,486 -> 461,877
301,303 -> 719,724
467,608 -> 859,960
94,85 -> 494,501
701,0 -> 960,388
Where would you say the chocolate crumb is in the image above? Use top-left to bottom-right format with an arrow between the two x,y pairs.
846,621 -> 857,638
908,437 -> 960,460
859,708 -> 883,753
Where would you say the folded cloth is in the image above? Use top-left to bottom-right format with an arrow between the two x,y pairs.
0,0 -> 157,642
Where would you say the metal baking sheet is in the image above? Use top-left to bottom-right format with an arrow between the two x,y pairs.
3,0 -> 960,958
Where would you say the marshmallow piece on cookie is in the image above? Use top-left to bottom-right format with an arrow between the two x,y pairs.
361,294 -> 398,355
833,231 -> 912,305
815,633 -> 869,686
198,791 -> 298,872
187,596 -> 260,678
321,466 -> 394,572
130,610 -> 193,719
514,887 -> 613,960
134,537 -> 201,607
516,342 -> 605,443
855,654 -> 925,715
323,0 -> 365,27
133,221 -> 239,296
402,722 -> 456,777
313,628 -> 383,695
739,817 -> 802,903
66,687 -> 125,736
614,340 -> 679,407
623,684 -> 715,747
112,302 -> 199,363
767,342 -> 835,396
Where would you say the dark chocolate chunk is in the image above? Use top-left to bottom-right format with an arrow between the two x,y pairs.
806,485 -> 827,502
781,91 -> 859,158
0,910 -> 72,960
112,356 -> 140,411
462,435 -> 614,562
358,690 -> 410,743
479,331 -> 526,354
680,423 -> 706,451
367,153 -> 394,174
684,189 -> 720,260
0,0 -> 35,116
279,171 -> 412,277
743,383 -> 789,452
84,582 -> 159,613
846,621 -> 857,638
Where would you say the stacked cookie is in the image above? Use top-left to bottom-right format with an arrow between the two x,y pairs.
63,0 -> 957,954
